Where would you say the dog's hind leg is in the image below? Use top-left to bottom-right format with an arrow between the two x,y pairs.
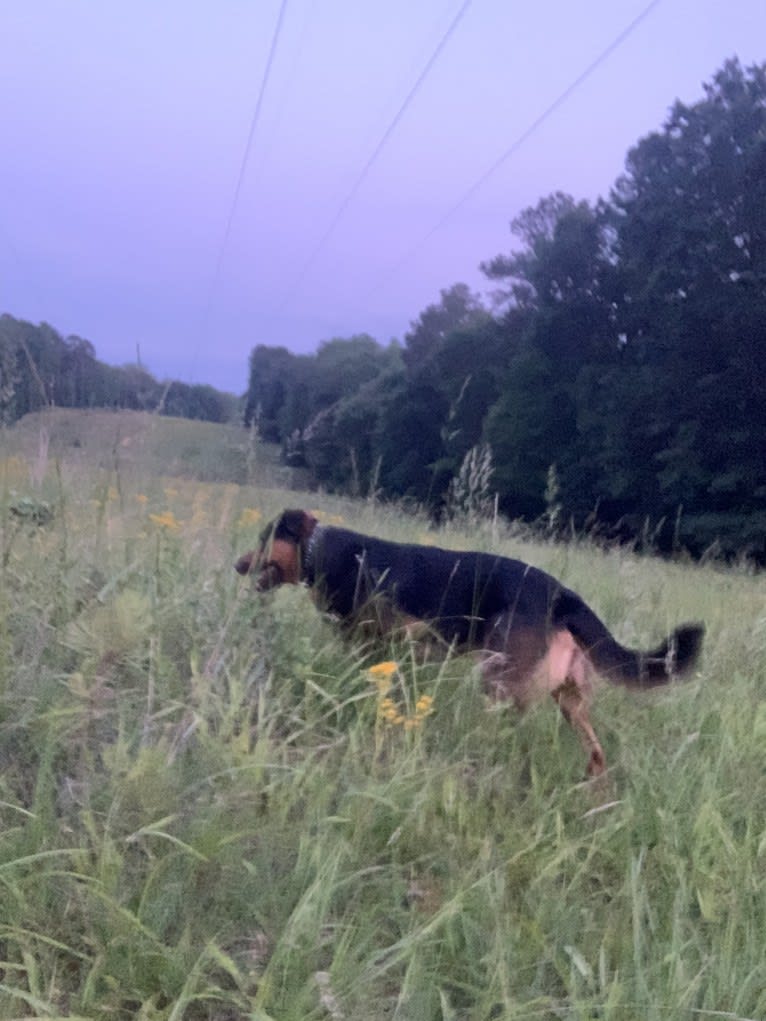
480,623 -> 606,777
552,679 -> 606,778
546,631 -> 606,778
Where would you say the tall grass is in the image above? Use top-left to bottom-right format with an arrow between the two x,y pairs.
0,412 -> 764,1019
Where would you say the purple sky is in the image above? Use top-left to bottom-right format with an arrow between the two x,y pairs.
2,1 -> 765,394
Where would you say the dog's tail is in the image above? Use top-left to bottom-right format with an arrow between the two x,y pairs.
555,589 -> 704,688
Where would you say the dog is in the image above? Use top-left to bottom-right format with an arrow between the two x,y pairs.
235,509 -> 704,777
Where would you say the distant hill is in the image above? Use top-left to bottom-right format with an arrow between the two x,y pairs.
2,408 -> 310,489
0,313 -> 241,426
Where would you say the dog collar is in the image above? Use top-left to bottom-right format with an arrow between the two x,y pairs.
302,524 -> 324,580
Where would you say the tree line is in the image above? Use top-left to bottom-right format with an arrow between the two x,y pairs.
0,315 -> 238,425
243,59 -> 766,560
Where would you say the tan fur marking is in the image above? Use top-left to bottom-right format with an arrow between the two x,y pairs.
552,678 -> 606,777
265,539 -> 300,585
480,628 -> 606,777
546,632 -> 604,776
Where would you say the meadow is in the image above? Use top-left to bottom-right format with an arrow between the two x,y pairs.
1,410 -> 764,1021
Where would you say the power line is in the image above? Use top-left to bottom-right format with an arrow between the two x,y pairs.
247,0 -> 318,187
207,0 -> 289,310
369,0 -> 663,296
280,0 -> 473,307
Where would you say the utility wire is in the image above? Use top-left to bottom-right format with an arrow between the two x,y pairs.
368,0 -> 663,296
280,0 -> 473,306
248,0 -> 317,187
207,0 -> 289,311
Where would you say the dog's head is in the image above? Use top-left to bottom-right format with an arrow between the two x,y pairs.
234,509 -> 318,591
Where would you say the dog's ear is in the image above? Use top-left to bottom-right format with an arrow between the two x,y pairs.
279,509 -> 306,541
279,509 -> 318,543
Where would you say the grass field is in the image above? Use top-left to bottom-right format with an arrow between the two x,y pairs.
1,410 -> 765,1020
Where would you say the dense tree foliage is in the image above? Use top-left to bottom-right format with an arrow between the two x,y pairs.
0,314 -> 238,425
605,59 -> 766,552
243,335 -> 403,466
242,60 -> 766,558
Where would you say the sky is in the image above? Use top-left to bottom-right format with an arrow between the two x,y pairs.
2,1 -> 765,394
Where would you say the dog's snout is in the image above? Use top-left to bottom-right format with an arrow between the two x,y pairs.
234,550 -> 257,575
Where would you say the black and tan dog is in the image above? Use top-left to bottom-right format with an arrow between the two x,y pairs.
235,509 -> 704,777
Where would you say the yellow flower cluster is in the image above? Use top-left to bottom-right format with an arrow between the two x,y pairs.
379,693 -> 434,730
368,660 -> 397,694
148,510 -> 182,531
409,694 -> 434,729
378,696 -> 406,726
415,694 -> 434,716
311,509 -> 345,526
238,507 -> 263,528
369,661 -> 434,731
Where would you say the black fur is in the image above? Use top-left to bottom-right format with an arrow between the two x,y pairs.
304,524 -> 704,684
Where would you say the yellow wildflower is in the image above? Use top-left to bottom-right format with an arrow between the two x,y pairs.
369,660 -> 398,696
369,661 -> 398,680
309,509 -> 344,526
371,662 -> 434,732
378,697 -> 399,721
238,507 -> 263,528
415,694 -> 434,717
135,493 -> 148,505
148,510 -> 182,532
